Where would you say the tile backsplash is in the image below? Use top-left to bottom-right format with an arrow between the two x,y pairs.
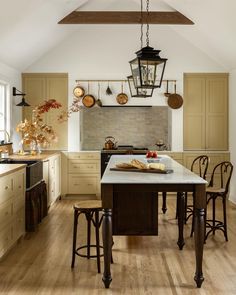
81,106 -> 169,150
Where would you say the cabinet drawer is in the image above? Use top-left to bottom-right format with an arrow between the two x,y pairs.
68,161 -> 99,173
0,200 -> 13,230
68,175 -> 97,194
0,223 -> 13,257
68,152 -> 100,160
0,175 -> 13,204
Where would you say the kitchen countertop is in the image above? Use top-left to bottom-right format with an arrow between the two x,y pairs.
7,151 -> 61,161
0,164 -> 26,177
101,155 -> 207,184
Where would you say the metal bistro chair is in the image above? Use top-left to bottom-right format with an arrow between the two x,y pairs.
175,155 -> 209,237
205,161 -> 233,242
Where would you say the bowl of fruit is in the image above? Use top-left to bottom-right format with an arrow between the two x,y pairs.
146,151 -> 160,162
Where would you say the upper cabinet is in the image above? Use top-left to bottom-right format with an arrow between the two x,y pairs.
22,73 -> 68,150
183,73 -> 228,151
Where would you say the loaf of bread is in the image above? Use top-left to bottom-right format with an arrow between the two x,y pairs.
116,162 -> 134,169
130,159 -> 148,170
148,163 -> 166,170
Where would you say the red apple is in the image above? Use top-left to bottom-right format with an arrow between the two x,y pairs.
152,151 -> 158,158
146,151 -> 153,158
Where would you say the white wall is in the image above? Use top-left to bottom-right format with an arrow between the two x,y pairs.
0,60 -> 21,150
24,25 -> 225,151
229,70 -> 236,204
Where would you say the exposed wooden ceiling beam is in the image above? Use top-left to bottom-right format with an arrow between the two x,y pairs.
58,11 -> 194,25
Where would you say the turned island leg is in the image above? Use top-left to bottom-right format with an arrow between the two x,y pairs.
177,192 -> 185,250
194,184 -> 206,288
102,208 -> 112,288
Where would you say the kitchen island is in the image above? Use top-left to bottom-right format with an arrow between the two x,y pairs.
101,155 -> 207,289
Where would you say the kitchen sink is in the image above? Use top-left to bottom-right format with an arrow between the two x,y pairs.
0,159 -> 43,189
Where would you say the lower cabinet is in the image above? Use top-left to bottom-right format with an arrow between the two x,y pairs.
43,153 -> 61,207
0,167 -> 25,258
64,152 -> 101,197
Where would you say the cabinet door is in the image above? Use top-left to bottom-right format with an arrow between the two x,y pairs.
48,158 -> 56,206
22,73 -> 68,150
205,76 -> 228,150
54,155 -> 61,199
184,75 -> 206,150
22,75 -> 46,122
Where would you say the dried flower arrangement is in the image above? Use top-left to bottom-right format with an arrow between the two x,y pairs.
16,99 -> 62,152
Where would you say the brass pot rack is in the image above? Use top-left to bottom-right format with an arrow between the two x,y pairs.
75,79 -> 177,83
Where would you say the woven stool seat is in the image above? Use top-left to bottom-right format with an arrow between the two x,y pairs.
74,200 -> 102,210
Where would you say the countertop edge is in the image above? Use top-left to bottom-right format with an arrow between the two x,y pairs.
0,164 -> 26,177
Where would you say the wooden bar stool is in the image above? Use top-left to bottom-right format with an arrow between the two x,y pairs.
71,200 -> 104,273
205,161 -> 233,242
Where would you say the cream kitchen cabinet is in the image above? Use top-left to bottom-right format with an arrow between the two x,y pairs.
184,73 -> 228,151
0,166 -> 25,258
42,153 -> 61,207
22,73 -> 68,150
65,152 -> 100,197
158,152 -> 183,165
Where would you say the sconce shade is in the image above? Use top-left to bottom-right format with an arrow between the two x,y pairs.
129,46 -> 167,89
16,98 -> 30,107
127,76 -> 154,97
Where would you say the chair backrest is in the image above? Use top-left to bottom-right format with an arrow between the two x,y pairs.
191,155 -> 209,179
208,161 -> 234,194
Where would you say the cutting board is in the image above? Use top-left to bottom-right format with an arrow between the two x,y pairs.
110,167 -> 173,174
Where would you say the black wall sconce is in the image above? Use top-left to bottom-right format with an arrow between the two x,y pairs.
12,87 -> 30,106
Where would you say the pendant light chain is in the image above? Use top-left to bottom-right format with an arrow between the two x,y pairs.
146,0 -> 150,46
140,0 -> 143,49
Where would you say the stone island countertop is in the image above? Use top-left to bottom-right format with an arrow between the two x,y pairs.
101,155 -> 208,185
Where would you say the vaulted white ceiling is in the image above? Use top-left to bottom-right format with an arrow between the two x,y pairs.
0,0 -> 235,71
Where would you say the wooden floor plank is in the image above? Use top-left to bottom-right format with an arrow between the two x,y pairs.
0,198 -> 236,294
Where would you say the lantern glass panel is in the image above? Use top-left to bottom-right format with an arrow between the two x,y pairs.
130,58 -> 141,88
127,76 -> 153,97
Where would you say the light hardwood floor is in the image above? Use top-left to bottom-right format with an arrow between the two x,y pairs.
0,198 -> 236,295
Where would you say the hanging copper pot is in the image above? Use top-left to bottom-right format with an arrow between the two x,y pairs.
82,81 -> 96,108
167,82 -> 183,109
116,81 -> 128,105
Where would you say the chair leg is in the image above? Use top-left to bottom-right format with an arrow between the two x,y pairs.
184,192 -> 188,224
212,197 -> 216,235
111,238 -> 114,264
95,211 -> 101,273
71,209 -> 79,268
86,212 -> 92,259
223,197 -> 228,242
175,197 -> 178,219
190,194 -> 195,237
162,192 -> 167,214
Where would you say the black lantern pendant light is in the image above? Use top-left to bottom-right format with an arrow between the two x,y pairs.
127,0 -> 154,98
129,0 -> 167,89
